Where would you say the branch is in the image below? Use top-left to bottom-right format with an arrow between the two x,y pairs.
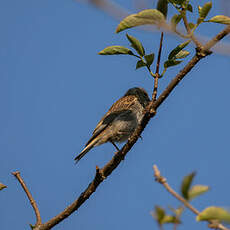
154,25 -> 230,110
153,165 -> 230,230
181,9 -> 202,49
204,25 -> 230,50
152,32 -> 164,101
78,0 -> 230,55
29,25 -> 230,230
12,171 -> 42,227
153,165 -> 199,215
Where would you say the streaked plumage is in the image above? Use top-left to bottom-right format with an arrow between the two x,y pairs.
74,87 -> 150,163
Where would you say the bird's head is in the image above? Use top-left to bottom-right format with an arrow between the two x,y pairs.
124,87 -> 150,108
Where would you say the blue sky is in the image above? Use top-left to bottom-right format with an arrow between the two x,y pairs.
0,1 -> 230,230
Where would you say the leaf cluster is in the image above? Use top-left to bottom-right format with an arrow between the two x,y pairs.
152,205 -> 181,226
152,172 -> 230,228
98,1 -> 230,78
98,33 -> 155,74
152,172 -> 210,227
163,39 -> 190,70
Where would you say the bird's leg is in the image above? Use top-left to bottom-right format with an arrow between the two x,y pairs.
111,141 -> 125,161
111,141 -> 120,152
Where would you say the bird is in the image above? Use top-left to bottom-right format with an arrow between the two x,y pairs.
74,87 -> 150,163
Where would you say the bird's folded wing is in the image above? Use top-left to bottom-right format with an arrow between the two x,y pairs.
85,96 -> 137,147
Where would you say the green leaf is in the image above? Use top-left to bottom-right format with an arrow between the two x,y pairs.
198,2 -> 212,20
0,183 -> 7,191
153,206 -> 165,224
162,215 -> 180,224
144,53 -> 155,67
168,40 -> 191,60
171,14 -> 182,31
188,185 -> 209,200
208,15 -> 230,25
174,50 -> 190,59
187,4 -> 193,12
188,22 -> 195,29
169,206 -> 184,217
98,46 -> 134,55
136,60 -> 146,69
164,60 -> 182,68
116,9 -> 166,33
153,206 -> 181,225
126,34 -> 145,56
180,172 -> 196,200
197,207 -> 230,224
157,0 -> 168,17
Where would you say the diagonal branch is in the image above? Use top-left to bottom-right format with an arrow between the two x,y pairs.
204,25 -> 230,50
29,25 -> 230,230
12,171 -> 42,227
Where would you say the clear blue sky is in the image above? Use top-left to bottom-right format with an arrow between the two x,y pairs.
0,1 -> 230,230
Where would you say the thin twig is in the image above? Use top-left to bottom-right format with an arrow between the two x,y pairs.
153,165 -> 230,230
173,221 -> 179,230
153,165 -> 199,214
12,171 -> 42,227
181,9 -> 202,49
156,32 -> 164,75
152,32 -> 164,101
29,25 -> 230,230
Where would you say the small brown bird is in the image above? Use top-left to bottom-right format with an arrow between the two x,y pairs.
74,87 -> 150,163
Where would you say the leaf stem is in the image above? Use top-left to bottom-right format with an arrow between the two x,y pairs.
181,9 -> 203,48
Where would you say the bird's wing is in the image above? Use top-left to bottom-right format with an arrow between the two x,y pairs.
85,95 -> 137,147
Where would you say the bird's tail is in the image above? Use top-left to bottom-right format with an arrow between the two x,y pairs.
74,139 -> 98,164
